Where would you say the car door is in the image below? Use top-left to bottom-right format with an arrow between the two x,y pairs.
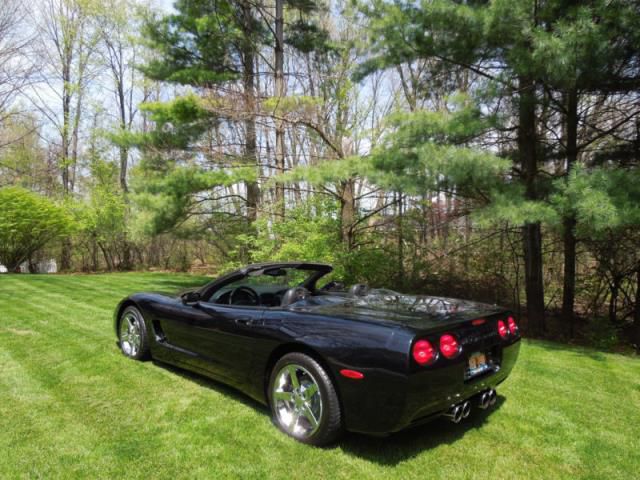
187,302 -> 266,388
150,299 -> 220,372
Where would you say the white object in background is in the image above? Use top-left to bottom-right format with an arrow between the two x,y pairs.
1,259 -> 57,273
41,259 -> 58,273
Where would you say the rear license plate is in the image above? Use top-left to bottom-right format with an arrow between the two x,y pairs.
468,352 -> 487,370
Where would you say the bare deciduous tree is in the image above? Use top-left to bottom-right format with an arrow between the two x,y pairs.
28,0 -> 101,269
0,0 -> 34,150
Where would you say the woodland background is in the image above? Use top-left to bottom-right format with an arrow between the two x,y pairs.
1,0 -> 640,349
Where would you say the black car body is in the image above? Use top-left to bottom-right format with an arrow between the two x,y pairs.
114,262 -> 521,444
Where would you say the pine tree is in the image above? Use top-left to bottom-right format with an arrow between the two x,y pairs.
355,0 -> 640,335
132,0 -> 328,232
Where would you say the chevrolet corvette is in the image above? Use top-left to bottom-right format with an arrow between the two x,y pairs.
114,262 -> 521,445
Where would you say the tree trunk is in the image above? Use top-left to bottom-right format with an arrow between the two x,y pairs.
98,241 -> 113,271
91,233 -> 98,271
118,75 -> 133,270
339,179 -> 355,249
116,57 -> 129,194
518,75 -> 545,335
241,1 -> 260,223
60,238 -> 72,272
562,215 -> 576,332
274,0 -> 285,220
61,55 -> 71,195
523,223 -> 545,332
609,279 -> 619,324
60,57 -> 72,271
561,89 -> 578,335
633,267 -> 640,348
397,192 -> 404,287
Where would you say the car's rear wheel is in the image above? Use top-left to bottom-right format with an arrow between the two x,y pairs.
268,352 -> 342,446
118,306 -> 150,360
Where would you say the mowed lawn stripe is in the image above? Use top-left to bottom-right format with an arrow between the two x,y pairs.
3,281 -> 114,340
0,274 -> 323,479
0,274 -> 639,479
0,277 -> 278,478
0,293 -> 170,477
491,342 -> 638,478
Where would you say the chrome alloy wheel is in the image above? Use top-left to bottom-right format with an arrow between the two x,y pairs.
272,364 -> 323,438
119,312 -> 142,357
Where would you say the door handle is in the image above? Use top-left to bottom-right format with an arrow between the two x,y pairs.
235,317 -> 254,326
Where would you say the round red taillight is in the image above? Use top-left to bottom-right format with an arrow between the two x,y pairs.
413,339 -> 437,366
508,316 -> 518,335
439,334 -> 460,359
497,319 -> 508,339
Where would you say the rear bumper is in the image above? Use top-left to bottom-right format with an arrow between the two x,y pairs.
340,339 -> 521,435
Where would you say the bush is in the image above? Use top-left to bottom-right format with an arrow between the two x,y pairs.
0,187 -> 73,271
583,317 -> 620,351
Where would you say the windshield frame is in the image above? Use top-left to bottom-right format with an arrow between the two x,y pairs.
197,262 -> 332,304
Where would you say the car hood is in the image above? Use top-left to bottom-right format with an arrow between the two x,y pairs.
295,289 -> 506,331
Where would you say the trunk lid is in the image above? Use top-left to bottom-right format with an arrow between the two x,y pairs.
296,291 -> 506,333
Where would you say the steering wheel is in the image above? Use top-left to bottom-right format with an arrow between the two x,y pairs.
229,286 -> 260,306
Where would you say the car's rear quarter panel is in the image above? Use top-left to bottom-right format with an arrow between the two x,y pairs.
275,310 -> 522,435
257,309 -> 416,433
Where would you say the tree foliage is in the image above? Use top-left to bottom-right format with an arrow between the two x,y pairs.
349,0 -> 640,335
2,0 -> 640,347
0,187 -> 74,271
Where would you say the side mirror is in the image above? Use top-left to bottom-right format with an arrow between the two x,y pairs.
181,291 -> 201,306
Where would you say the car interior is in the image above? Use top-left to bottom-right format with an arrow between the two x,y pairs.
206,266 -> 370,308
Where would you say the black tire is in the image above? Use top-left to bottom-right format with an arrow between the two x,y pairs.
118,306 -> 150,361
268,352 -> 343,446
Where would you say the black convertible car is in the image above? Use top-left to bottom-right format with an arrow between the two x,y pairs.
114,262 -> 521,445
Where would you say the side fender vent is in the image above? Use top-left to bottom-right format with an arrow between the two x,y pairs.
152,320 -> 166,342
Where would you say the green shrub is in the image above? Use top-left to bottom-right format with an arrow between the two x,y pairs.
0,187 -> 74,271
583,317 -> 620,351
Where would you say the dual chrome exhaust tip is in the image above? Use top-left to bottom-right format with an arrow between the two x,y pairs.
479,388 -> 497,410
445,389 -> 497,423
445,399 -> 472,424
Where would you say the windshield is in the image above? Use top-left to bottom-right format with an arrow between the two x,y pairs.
206,266 -> 320,306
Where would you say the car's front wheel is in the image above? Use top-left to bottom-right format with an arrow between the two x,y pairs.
118,306 -> 150,360
268,352 -> 342,446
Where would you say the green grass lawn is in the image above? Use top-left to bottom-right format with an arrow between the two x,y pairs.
1,273 -> 639,479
